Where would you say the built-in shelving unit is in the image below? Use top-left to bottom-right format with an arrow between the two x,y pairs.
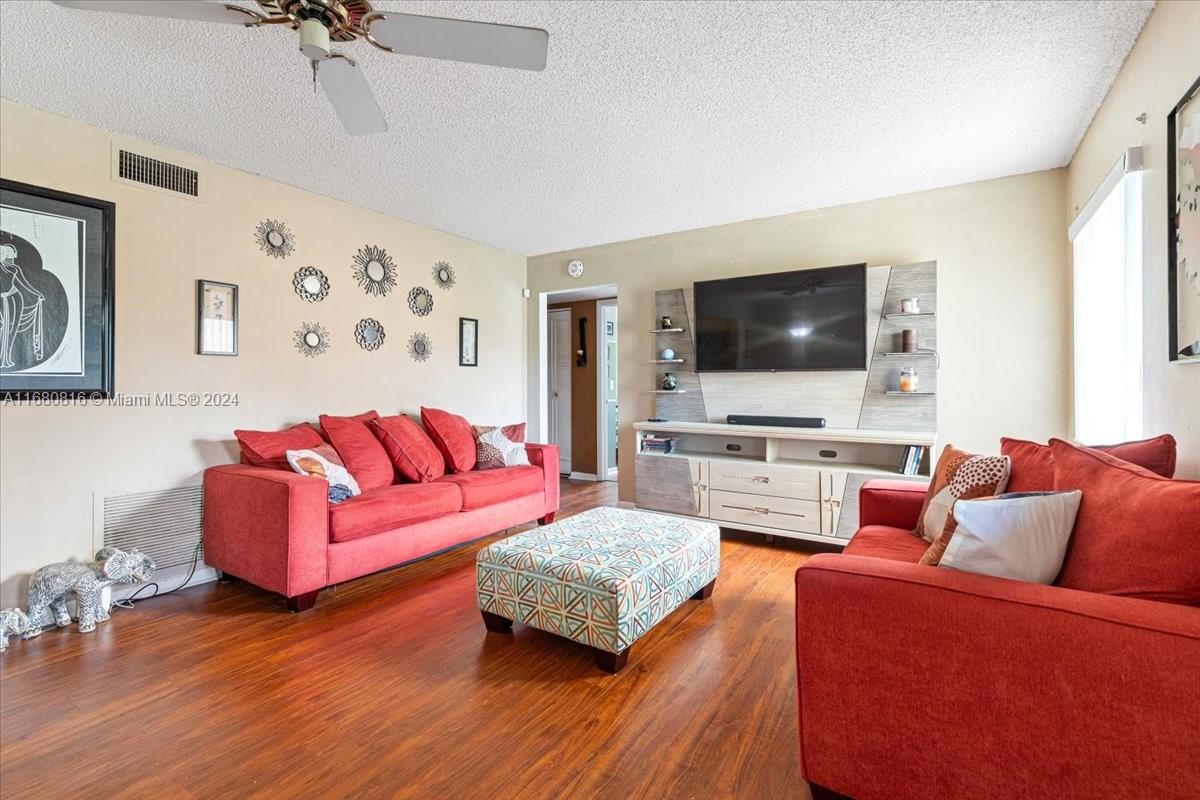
634,420 -> 933,545
883,312 -> 936,320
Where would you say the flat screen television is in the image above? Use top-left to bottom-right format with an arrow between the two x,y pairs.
694,263 -> 867,372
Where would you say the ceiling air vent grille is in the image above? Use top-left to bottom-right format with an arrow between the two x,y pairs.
117,149 -> 199,197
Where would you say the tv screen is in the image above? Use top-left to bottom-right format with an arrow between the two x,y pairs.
694,264 -> 867,372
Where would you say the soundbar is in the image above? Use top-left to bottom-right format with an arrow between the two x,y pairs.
726,414 -> 827,428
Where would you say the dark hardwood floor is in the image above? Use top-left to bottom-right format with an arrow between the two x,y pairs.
1,479 -> 817,799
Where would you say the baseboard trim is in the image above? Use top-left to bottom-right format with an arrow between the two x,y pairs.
615,500 -> 636,510
569,472 -> 600,481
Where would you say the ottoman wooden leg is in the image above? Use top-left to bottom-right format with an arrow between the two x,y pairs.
595,647 -> 629,674
692,578 -> 716,600
481,610 -> 513,633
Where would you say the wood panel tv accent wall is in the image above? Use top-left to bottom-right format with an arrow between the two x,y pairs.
654,261 -> 937,432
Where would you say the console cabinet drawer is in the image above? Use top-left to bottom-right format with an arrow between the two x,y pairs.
707,461 -> 820,500
708,490 -> 822,534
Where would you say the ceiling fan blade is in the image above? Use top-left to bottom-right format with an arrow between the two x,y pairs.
52,1 -> 260,25
316,56 -> 387,137
368,13 -> 548,71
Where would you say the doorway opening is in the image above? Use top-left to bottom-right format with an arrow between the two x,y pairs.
539,284 -> 618,481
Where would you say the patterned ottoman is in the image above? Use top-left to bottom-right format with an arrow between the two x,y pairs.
475,506 -> 720,673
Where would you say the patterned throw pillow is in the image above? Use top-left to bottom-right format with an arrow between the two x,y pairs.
286,444 -> 361,505
913,444 -> 1011,542
473,423 -> 529,470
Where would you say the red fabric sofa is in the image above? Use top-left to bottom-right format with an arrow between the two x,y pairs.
203,443 -> 559,611
795,479 -> 1200,800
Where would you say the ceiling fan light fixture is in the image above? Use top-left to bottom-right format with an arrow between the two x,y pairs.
299,17 -> 331,60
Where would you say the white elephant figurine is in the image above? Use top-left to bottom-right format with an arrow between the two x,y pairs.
0,608 -> 30,651
24,547 -> 156,636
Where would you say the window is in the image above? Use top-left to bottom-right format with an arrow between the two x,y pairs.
1069,149 -> 1143,444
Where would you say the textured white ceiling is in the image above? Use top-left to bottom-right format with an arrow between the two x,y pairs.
0,0 -> 1152,255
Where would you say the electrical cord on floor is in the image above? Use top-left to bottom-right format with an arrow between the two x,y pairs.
113,541 -> 203,609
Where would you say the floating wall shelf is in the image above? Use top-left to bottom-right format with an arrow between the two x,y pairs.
651,328 -> 686,333
883,312 -> 935,320
883,351 -> 937,357
885,390 -> 936,396
650,389 -> 688,394
651,359 -> 685,364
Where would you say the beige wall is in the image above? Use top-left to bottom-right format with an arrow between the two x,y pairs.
528,169 -> 1072,502
1066,0 -> 1200,479
0,101 -> 528,607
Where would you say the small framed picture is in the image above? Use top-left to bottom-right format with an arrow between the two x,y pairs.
459,317 -> 478,367
197,280 -> 238,356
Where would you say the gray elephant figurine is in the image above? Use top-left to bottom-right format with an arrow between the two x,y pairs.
0,608 -> 31,651
24,547 -> 156,636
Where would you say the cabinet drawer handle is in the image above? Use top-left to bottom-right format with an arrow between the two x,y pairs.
752,476 -> 770,483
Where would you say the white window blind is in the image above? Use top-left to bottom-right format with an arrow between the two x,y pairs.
1069,148 -> 1143,444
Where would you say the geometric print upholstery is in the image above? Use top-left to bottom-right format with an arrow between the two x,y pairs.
476,507 -> 720,654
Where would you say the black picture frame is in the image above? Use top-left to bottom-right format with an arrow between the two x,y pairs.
1168,74 -> 1200,363
459,316 -> 478,367
196,279 -> 239,356
0,179 -> 115,399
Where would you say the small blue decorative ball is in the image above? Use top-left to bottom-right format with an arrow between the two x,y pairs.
661,348 -> 675,360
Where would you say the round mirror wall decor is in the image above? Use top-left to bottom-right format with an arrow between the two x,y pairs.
292,266 -> 330,302
432,261 -> 456,289
408,286 -> 434,317
255,219 -> 295,259
352,244 -> 397,297
407,332 -> 432,362
293,322 -> 330,357
355,317 -> 386,351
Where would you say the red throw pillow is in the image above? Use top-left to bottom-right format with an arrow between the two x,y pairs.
319,411 -> 394,490
1051,439 -> 1199,606
369,415 -> 445,483
235,423 -> 323,470
420,407 -> 477,473
1002,434 -> 1176,492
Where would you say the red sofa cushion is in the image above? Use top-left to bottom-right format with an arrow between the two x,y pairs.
319,411 -> 394,491
842,525 -> 930,563
369,415 -> 445,483
421,407 -> 477,473
328,482 -> 463,543
1052,439 -> 1200,606
1002,434 -> 1177,492
436,465 -> 544,510
234,423 -> 323,470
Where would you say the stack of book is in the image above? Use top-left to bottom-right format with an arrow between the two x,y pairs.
640,435 -> 677,455
898,445 -> 927,476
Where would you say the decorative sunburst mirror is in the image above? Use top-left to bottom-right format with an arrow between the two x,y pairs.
256,219 -> 295,258
352,244 -> 397,297
432,261 -> 456,289
408,286 -> 434,317
355,317 -> 386,351
294,322 -> 330,357
407,331 -> 432,362
292,266 -> 330,302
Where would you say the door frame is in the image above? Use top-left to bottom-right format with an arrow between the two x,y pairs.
596,298 -> 618,482
546,307 -> 572,474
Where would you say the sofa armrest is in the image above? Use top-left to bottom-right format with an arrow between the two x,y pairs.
202,464 -> 328,598
525,443 -> 560,513
794,554 -> 1200,799
858,478 -> 928,529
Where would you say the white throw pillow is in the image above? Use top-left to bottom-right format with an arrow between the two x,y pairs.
938,491 -> 1082,584
286,445 -> 361,504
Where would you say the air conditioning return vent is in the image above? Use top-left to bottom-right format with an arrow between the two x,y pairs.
116,149 -> 199,197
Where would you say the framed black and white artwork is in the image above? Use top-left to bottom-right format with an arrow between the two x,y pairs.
459,317 -> 478,367
0,179 -> 115,398
1168,75 -> 1200,363
196,280 -> 238,356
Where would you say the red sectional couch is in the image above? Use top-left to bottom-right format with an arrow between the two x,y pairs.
795,478 -> 1200,800
203,442 -> 559,611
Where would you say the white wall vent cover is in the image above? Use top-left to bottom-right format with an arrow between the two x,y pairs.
111,145 -> 199,199
100,485 -> 203,570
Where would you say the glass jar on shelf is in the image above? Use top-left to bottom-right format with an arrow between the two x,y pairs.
898,366 -> 919,393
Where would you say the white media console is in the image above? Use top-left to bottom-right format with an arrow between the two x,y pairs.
634,420 -> 934,545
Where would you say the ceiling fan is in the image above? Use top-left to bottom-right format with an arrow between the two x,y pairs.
51,1 -> 549,136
